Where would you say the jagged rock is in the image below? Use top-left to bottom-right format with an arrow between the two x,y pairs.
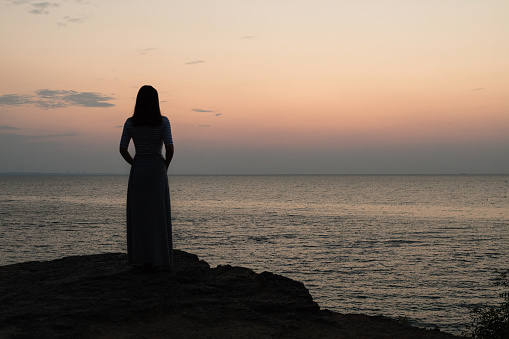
0,250 -> 457,338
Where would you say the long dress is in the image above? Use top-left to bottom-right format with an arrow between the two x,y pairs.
120,116 -> 173,267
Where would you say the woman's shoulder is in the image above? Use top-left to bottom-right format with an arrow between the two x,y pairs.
161,116 -> 170,124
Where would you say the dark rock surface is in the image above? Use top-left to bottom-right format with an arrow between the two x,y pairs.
0,251 -> 457,338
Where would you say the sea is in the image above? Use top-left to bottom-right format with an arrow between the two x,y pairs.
0,174 -> 508,334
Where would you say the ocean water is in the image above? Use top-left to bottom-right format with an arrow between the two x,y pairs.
0,174 -> 508,334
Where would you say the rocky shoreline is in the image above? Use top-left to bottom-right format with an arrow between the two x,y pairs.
1,250 -> 457,338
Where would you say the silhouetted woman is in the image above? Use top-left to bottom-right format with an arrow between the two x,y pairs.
119,85 -> 174,268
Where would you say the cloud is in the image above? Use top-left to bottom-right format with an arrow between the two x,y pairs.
192,108 -> 214,113
186,60 -> 204,65
137,48 -> 157,55
471,87 -> 485,91
0,94 -> 34,106
62,91 -> 115,107
9,0 -> 31,5
0,89 -> 115,109
198,125 -> 211,128
27,132 -> 77,139
0,123 -> 77,141
0,132 -> 77,140
58,15 -> 87,26
241,35 -> 257,39
30,2 -> 59,14
8,1 -> 91,25
36,89 -> 68,99
0,125 -> 21,130
192,108 -> 222,117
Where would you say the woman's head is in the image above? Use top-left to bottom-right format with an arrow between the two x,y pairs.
131,85 -> 162,126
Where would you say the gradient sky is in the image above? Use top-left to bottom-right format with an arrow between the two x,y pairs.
1,0 -> 508,174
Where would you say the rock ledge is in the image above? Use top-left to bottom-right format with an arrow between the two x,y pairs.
0,251 -> 456,338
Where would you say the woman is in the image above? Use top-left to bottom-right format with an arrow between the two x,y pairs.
119,85 -> 174,268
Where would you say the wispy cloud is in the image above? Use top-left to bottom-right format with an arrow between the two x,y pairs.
0,89 -> 115,109
241,35 -> 257,39
9,1 -> 91,26
58,15 -> 87,26
61,91 -> 114,107
198,125 -> 211,128
137,48 -> 157,55
0,125 -> 21,130
0,132 -> 77,140
192,108 -> 213,113
192,108 -> 222,117
27,132 -> 78,139
186,60 -> 204,65
0,94 -> 34,106
471,87 -> 485,91
29,2 -> 59,14
0,123 -> 77,139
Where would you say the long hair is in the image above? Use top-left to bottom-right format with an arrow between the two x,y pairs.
131,85 -> 162,126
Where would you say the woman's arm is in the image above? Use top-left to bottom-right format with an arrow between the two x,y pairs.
119,147 -> 133,165
165,144 -> 174,170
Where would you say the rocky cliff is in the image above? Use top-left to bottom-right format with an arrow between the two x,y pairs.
0,250 -> 456,338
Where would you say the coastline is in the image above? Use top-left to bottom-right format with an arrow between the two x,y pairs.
0,251 -> 458,338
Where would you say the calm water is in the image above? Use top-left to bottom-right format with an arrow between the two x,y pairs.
1,175 -> 508,334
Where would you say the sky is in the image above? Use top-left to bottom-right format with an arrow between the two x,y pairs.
0,0 -> 508,174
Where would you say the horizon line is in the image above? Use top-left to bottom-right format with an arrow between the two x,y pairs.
0,172 -> 508,176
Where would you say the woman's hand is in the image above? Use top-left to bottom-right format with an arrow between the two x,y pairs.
165,144 -> 174,171
119,147 -> 133,165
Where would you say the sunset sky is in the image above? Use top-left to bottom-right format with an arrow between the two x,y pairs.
1,0 -> 508,174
